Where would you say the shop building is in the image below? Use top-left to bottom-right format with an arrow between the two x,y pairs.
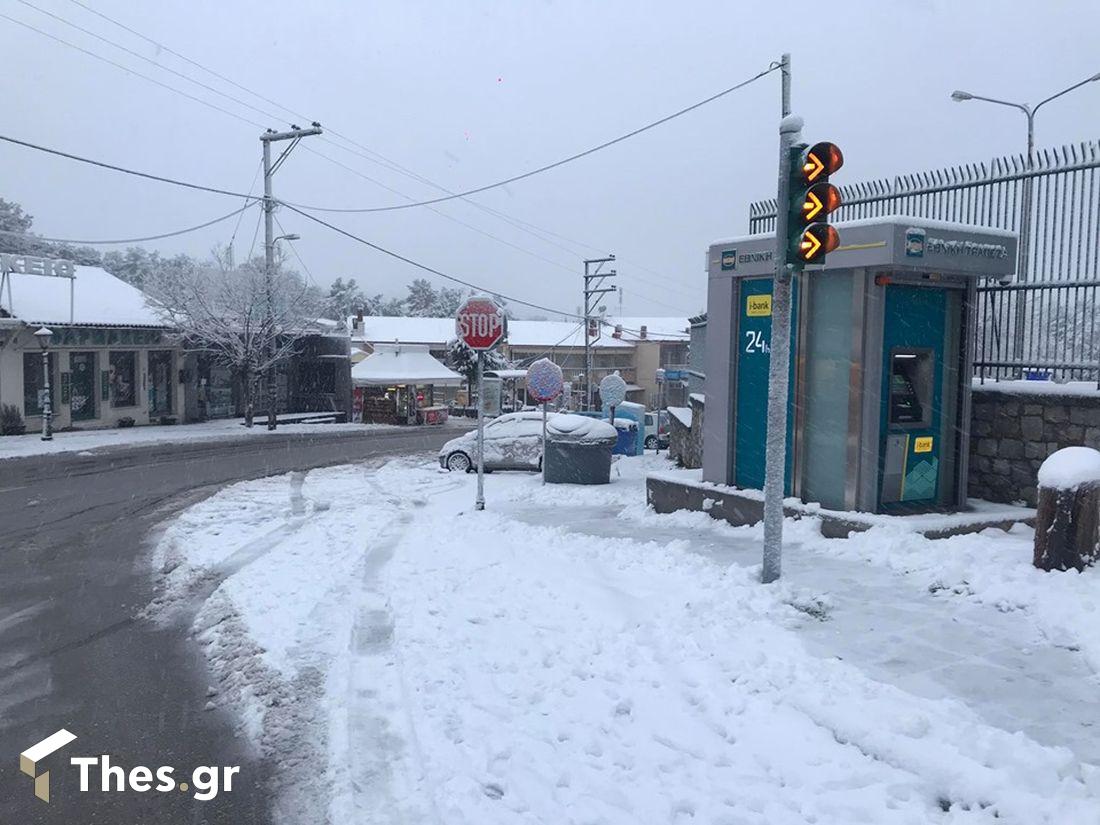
0,261 -> 183,430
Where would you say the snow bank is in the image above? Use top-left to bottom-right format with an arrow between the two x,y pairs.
150,453 -> 1100,825
1038,446 -> 1100,490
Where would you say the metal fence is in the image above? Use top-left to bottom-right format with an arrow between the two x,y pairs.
748,140 -> 1100,384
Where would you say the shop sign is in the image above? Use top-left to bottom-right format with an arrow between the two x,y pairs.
52,327 -> 164,347
0,253 -> 76,278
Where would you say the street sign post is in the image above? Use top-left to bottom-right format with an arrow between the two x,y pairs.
526,357 -> 564,485
599,372 -> 627,426
456,296 -> 508,510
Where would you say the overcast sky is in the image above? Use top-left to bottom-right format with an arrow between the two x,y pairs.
3,0 -> 1099,319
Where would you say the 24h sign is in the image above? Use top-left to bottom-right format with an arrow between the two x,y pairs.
455,295 -> 507,351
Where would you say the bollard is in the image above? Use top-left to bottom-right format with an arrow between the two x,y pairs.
1033,446 -> 1100,572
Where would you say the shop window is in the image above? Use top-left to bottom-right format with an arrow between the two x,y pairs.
109,351 -> 137,408
888,348 -> 933,428
22,352 -> 55,415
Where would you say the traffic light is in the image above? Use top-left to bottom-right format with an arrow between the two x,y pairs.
788,141 -> 844,267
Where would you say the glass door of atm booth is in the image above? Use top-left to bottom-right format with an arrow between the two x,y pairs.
878,284 -> 964,512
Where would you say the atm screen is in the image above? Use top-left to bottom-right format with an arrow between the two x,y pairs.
888,349 -> 933,427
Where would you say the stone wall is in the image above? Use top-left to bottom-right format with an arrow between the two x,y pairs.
969,386 -> 1100,506
668,394 -> 704,468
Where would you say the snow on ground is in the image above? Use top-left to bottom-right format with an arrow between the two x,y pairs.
149,455 -> 1100,825
0,418 -> 412,460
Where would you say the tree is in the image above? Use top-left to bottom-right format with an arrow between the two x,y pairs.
446,337 -> 507,407
404,278 -> 439,317
101,247 -> 196,289
0,197 -> 101,265
146,253 -> 316,427
324,276 -> 368,319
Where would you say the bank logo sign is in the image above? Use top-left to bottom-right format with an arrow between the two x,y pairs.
905,227 -> 926,258
720,249 -> 737,271
19,728 -> 239,804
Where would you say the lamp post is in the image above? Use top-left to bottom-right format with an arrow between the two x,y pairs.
951,72 -> 1100,372
263,233 -> 300,430
34,326 -> 53,441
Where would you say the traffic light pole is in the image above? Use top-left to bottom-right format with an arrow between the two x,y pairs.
761,55 -> 798,585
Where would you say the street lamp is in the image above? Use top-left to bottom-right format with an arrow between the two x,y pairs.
950,71 -> 1100,158
263,233 -> 300,430
33,326 -> 53,441
950,72 -> 1100,372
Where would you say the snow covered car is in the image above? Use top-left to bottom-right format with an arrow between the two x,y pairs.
644,411 -> 670,449
439,411 -> 547,472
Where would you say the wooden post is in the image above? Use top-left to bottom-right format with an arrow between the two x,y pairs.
1034,447 -> 1100,572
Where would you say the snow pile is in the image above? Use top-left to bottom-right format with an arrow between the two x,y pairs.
150,454 -> 1100,825
1037,446 -> 1100,490
545,413 -> 617,442
667,405 -> 692,428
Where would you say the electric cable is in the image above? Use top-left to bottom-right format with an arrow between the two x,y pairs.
0,203 -> 255,245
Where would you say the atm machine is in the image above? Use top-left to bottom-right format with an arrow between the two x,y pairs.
702,217 -> 1018,514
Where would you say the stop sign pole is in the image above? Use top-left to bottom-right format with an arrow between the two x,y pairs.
455,296 -> 507,510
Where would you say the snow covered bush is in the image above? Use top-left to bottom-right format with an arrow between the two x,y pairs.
0,403 -> 25,435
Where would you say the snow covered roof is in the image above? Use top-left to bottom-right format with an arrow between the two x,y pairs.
351,316 -> 455,346
605,317 -> 690,341
0,265 -> 169,328
351,342 -> 464,386
507,320 -> 632,349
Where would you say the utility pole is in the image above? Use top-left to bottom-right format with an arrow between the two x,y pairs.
261,123 -> 322,430
582,255 -> 616,410
762,52 -> 794,584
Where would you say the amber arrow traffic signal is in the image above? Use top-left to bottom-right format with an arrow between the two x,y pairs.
788,141 -> 844,267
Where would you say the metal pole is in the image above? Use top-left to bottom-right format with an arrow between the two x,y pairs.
541,400 -> 547,485
262,137 -> 277,430
762,59 -> 798,585
41,348 -> 52,441
780,51 -> 791,117
476,351 -> 485,510
1013,109 -> 1035,373
583,260 -> 591,411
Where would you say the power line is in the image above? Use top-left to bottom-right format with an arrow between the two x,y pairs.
35,2 -> 713,310
0,132 -> 259,200
279,203 -> 583,320
286,64 -> 780,213
16,0 -> 294,129
0,203 -> 254,245
0,11 -> 267,133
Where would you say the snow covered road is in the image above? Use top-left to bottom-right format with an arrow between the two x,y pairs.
149,455 -> 1100,824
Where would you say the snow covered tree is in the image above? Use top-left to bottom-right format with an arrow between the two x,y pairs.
0,196 -> 100,265
446,337 -> 507,406
325,276 -> 368,319
147,252 -> 316,427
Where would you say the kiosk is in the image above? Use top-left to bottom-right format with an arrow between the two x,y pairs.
702,216 -> 1018,514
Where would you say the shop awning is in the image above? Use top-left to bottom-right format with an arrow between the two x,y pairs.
351,342 -> 464,387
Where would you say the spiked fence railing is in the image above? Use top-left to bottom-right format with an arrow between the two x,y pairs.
749,141 -> 1100,385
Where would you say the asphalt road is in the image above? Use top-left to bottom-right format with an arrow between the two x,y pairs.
0,426 -> 460,824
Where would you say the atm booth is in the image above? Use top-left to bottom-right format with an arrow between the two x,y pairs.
702,217 -> 1018,514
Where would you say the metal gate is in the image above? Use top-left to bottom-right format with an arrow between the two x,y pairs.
748,140 -> 1100,384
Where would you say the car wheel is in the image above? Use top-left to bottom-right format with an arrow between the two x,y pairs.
446,451 -> 472,473
645,435 -> 658,449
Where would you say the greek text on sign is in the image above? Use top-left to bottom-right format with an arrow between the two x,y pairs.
746,295 -> 772,317
914,436 -> 934,453
0,253 -> 76,278
455,296 -> 507,351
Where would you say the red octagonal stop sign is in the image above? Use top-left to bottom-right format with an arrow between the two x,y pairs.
455,295 -> 507,351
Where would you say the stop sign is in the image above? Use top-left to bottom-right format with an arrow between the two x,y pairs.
455,295 -> 507,351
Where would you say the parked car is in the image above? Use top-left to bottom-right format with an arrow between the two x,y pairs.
644,410 -> 670,449
439,411 -> 547,472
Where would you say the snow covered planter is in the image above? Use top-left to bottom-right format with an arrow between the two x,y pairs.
1034,446 -> 1100,571
543,414 -> 617,484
